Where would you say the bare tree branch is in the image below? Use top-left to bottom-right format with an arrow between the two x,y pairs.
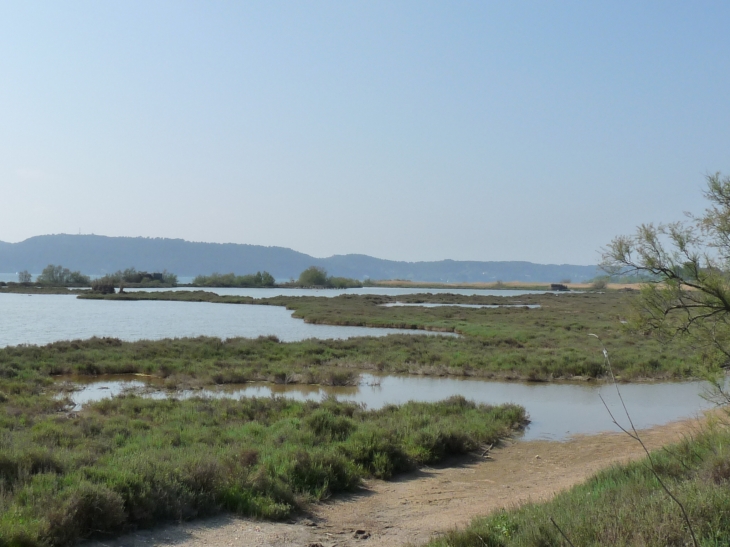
590,334 -> 699,547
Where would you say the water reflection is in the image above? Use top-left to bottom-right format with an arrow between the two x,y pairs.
61,374 -> 713,442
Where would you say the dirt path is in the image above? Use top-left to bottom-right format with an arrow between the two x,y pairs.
86,416 -> 707,547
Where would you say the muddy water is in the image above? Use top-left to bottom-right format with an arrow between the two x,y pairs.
61,374 -> 713,442
0,293 -> 457,348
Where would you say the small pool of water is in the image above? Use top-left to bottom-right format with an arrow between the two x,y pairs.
59,374 -> 714,442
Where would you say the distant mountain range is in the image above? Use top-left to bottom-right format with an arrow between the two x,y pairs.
0,235 -> 600,283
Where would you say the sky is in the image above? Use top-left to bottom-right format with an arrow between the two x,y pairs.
1,2 -> 729,265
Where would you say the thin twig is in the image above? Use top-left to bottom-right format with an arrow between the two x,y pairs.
590,334 -> 699,547
481,442 -> 494,458
549,517 -> 577,547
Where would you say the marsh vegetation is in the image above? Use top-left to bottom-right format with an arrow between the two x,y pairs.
36,265 -> 90,287
282,266 -> 362,289
192,271 -> 275,288
0,355 -> 525,546
75,290 -> 692,381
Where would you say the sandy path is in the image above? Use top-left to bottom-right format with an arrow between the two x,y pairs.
86,416 -> 707,547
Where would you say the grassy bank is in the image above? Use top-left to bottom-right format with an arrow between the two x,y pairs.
423,416 -> 730,547
74,290 -> 693,381
0,362 -> 525,546
0,285 -> 85,294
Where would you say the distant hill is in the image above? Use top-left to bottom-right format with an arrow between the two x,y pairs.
0,234 -> 599,282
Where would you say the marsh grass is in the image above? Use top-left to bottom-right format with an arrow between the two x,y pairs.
72,291 -> 694,381
0,287 -> 705,545
0,380 -> 526,546
0,332 -> 529,546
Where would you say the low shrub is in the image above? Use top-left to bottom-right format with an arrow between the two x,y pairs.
0,388 -> 525,545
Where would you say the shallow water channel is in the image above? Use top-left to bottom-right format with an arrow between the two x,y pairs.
0,294 -> 456,348
61,374 -> 713,442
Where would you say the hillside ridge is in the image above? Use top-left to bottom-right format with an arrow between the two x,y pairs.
0,234 -> 599,282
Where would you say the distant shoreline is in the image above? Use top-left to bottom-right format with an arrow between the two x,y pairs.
367,279 -> 640,291
0,278 -> 644,294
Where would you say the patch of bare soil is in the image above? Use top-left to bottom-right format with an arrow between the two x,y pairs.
84,416 -> 706,547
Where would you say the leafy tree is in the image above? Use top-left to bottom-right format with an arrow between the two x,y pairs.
67,270 -> 90,284
297,266 -> 329,287
602,173 -> 730,376
36,264 -> 90,286
255,271 -> 275,286
37,264 -> 65,284
17,270 -> 31,283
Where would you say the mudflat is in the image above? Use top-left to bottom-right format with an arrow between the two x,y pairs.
83,414 -> 705,547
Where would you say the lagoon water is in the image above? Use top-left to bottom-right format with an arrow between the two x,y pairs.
0,293 -> 455,348
125,286 -> 555,298
63,374 -> 713,442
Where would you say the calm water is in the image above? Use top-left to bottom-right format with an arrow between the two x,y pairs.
62,374 -> 713,442
0,293 -> 456,348
126,287 -> 556,298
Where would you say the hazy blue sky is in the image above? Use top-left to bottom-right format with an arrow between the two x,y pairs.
1,2 -> 729,265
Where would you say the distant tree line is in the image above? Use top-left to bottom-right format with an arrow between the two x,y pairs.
11,264 -> 361,290
10,265 -> 179,291
192,271 -> 276,288
36,265 -> 91,286
106,268 -> 178,286
190,267 -> 362,289
289,266 -> 362,289
90,268 -> 178,294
